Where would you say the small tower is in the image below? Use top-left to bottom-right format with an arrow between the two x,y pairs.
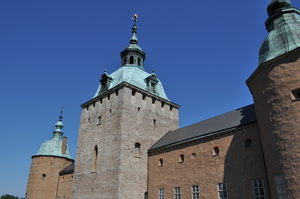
72,15 -> 179,199
247,1 -> 300,198
25,112 -> 74,199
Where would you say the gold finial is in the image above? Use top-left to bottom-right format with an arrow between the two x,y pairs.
132,14 -> 138,23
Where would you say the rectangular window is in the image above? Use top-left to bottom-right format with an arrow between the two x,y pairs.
174,187 -> 181,199
192,185 -> 200,199
217,183 -> 228,199
274,174 -> 288,199
252,179 -> 265,199
97,116 -> 102,125
159,188 -> 165,199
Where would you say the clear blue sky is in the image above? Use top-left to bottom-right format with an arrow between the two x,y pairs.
1,0 -> 300,198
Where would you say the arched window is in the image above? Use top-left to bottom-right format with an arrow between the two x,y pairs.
138,57 -> 141,66
213,146 -> 220,156
179,154 -> 184,163
92,145 -> 98,172
130,56 -> 134,64
159,158 -> 163,166
134,142 -> 141,157
42,174 -> 46,179
245,139 -> 252,148
144,192 -> 148,199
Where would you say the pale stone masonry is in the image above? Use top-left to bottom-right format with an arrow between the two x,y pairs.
25,1 -> 300,198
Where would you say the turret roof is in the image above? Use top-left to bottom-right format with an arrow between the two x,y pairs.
259,0 -> 300,64
35,113 -> 72,159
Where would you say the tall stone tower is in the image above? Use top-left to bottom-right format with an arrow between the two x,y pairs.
25,113 -> 74,199
71,18 -> 179,199
247,1 -> 300,198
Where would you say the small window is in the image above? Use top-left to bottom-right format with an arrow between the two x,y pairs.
71,175 -> 73,182
92,145 -> 98,172
174,187 -> 181,199
42,174 -> 46,179
97,116 -> 102,125
217,183 -> 228,199
213,146 -> 220,156
192,185 -> 200,199
191,153 -> 196,159
144,192 -> 148,199
116,89 -> 119,96
134,142 -> 141,157
291,88 -> 300,101
107,94 -> 110,100
245,139 -> 252,149
252,179 -> 265,199
153,119 -> 156,126
179,154 -> 184,163
274,174 -> 288,198
161,102 -> 165,108
130,55 -> 134,64
159,188 -> 165,199
159,158 -> 163,167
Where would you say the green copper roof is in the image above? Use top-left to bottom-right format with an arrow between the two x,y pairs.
35,115 -> 72,159
259,0 -> 300,65
93,65 -> 170,100
93,20 -> 169,101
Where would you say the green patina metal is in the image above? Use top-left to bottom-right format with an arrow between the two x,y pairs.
259,0 -> 300,65
93,21 -> 170,101
35,115 -> 72,159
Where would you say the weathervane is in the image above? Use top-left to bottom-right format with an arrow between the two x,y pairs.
132,14 -> 138,24
59,106 -> 64,121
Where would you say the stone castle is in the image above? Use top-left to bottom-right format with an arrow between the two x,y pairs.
25,1 -> 300,198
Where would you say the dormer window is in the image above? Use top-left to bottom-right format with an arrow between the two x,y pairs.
146,74 -> 159,94
130,55 -> 134,64
99,73 -> 113,94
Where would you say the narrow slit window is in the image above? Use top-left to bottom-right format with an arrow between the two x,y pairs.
42,174 -> 46,179
179,154 -> 184,163
134,142 -> 141,157
245,139 -> 252,149
159,158 -> 163,167
92,145 -> 98,172
213,146 -> 220,156
97,116 -> 102,125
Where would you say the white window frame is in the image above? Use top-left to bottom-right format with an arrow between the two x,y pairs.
274,174 -> 288,199
174,187 -> 181,199
217,183 -> 228,199
192,185 -> 200,199
252,179 -> 265,199
159,188 -> 165,199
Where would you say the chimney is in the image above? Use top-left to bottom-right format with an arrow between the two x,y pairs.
62,137 -> 67,154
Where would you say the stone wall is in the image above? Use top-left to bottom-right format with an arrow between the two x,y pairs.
247,47 -> 300,198
72,83 -> 179,199
26,156 -> 73,199
148,124 -> 269,199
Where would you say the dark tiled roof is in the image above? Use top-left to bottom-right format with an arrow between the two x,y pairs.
59,163 -> 75,175
149,104 -> 256,151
